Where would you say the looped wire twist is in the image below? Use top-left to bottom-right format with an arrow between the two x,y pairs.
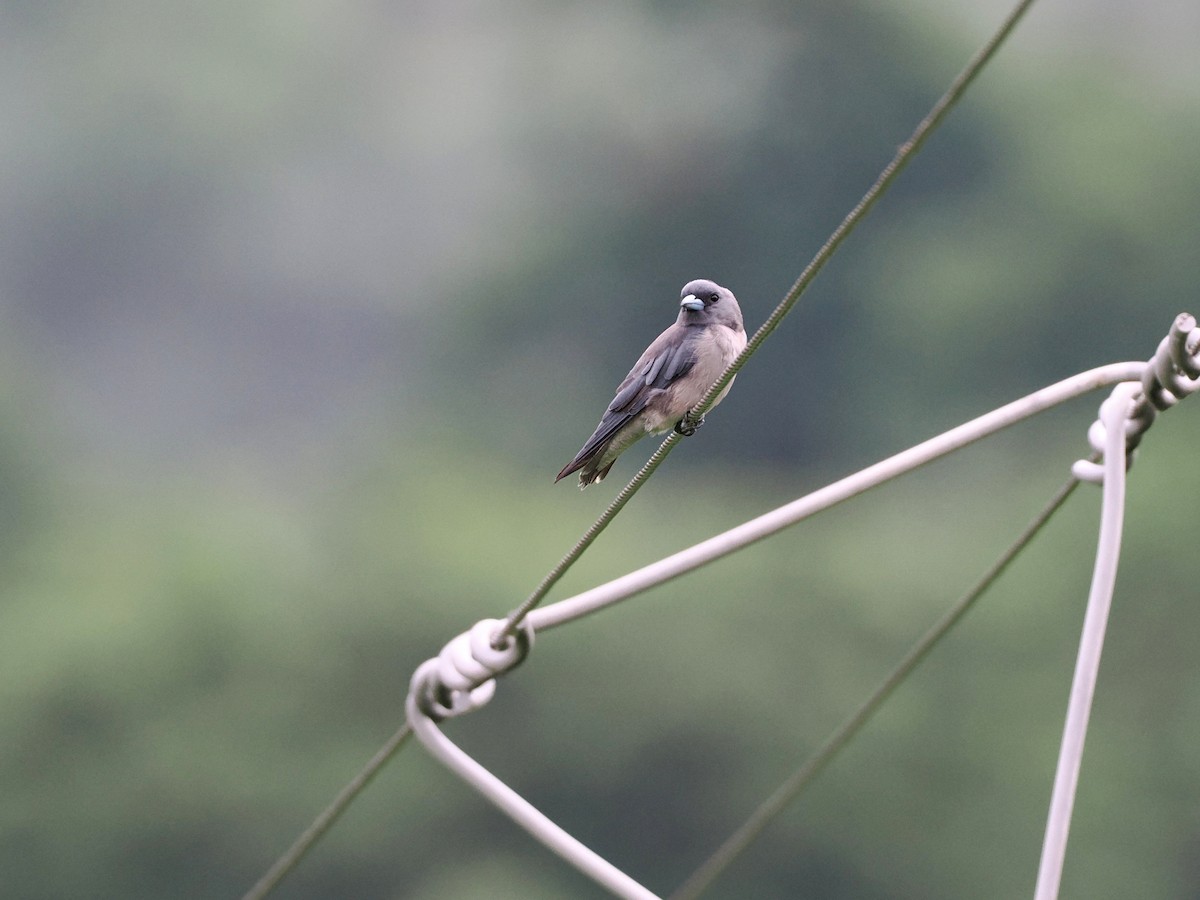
1144,312 -> 1200,404
410,618 -> 534,722
1072,313 -> 1200,484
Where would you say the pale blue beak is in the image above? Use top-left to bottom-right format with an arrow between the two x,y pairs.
680,294 -> 704,312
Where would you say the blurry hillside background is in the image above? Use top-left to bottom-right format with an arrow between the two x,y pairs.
2,1 -> 1199,898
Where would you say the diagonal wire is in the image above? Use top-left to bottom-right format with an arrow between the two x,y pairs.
669,470 -> 1084,900
246,1 -> 1043,893
242,722 -> 413,900
527,364 -> 1142,632
405,686 -> 662,900
495,0 -> 1041,645
494,429 -> 685,647
685,0 -> 1039,425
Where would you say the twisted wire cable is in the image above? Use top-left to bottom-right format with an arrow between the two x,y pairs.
492,0 -> 1042,647
410,618 -> 535,722
241,722 -> 414,900
1072,313 -> 1200,483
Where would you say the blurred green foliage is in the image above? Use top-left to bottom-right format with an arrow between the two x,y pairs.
0,1 -> 1198,898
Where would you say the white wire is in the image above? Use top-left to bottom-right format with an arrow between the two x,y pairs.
404,356 -> 1184,899
405,667 -> 663,900
1033,381 -> 1137,900
529,361 -> 1146,632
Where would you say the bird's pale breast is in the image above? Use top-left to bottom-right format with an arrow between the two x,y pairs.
643,324 -> 747,433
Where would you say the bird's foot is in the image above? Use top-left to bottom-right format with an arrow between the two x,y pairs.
675,413 -> 705,436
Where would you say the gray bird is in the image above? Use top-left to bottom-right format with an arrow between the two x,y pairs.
556,279 -> 747,488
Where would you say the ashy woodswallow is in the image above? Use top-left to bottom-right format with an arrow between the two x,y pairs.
556,279 -> 746,488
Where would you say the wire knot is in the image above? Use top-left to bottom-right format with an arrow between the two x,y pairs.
1143,312 -> 1200,406
409,618 -> 534,722
1072,313 -> 1200,484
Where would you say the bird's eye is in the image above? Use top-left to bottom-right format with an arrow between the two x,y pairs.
709,293 -> 719,303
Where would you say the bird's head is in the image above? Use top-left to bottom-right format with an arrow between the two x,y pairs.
678,279 -> 744,332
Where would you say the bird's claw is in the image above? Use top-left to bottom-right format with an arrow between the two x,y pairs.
675,413 -> 704,436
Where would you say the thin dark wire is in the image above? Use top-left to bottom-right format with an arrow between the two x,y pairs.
496,0 -> 1040,645
669,473 -> 1083,900
242,722 -> 413,900
687,0 -> 1040,422
494,431 -> 684,646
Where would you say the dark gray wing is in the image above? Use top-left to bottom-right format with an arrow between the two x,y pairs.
557,328 -> 700,480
